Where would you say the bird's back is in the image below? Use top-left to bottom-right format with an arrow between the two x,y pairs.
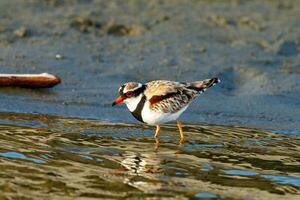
143,78 -> 219,113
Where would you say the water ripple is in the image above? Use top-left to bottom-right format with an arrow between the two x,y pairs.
0,112 -> 299,199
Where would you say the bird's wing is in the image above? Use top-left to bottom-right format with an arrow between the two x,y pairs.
144,80 -> 198,113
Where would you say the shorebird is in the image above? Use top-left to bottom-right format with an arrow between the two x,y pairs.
112,78 -> 220,142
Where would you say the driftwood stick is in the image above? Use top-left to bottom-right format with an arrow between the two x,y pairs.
0,73 -> 61,88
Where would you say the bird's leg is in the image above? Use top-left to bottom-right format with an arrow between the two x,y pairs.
155,137 -> 160,150
176,120 -> 185,144
154,125 -> 160,148
154,125 -> 160,138
176,120 -> 184,138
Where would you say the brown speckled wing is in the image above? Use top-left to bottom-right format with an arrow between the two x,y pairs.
144,80 -> 180,97
145,80 -> 198,113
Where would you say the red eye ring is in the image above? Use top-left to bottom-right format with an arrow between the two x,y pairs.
126,91 -> 133,97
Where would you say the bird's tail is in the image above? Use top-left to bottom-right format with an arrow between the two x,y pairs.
188,78 -> 220,92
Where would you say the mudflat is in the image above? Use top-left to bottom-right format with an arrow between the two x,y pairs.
0,0 -> 299,130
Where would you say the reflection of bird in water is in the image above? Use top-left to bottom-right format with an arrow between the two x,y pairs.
116,151 -> 168,193
112,78 -> 220,143
119,151 -> 162,176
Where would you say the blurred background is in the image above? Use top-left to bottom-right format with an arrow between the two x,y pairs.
0,0 -> 299,130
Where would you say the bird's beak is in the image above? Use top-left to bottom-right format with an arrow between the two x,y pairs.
112,96 -> 124,106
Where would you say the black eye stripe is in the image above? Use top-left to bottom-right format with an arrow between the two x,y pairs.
119,85 -> 126,95
132,85 -> 146,96
119,84 -> 146,97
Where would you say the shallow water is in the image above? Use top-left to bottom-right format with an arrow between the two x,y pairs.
0,112 -> 299,200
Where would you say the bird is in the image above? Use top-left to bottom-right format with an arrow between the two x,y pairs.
112,78 -> 220,143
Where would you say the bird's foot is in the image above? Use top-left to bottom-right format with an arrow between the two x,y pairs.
178,137 -> 185,145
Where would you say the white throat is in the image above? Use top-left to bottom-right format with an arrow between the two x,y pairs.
124,93 -> 143,112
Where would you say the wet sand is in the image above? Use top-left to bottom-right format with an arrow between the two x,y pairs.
0,0 -> 299,130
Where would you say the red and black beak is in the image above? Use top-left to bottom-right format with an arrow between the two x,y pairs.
112,95 -> 124,106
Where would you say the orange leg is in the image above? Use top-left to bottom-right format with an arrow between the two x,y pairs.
155,137 -> 160,150
154,125 -> 160,148
154,125 -> 160,138
177,120 -> 185,144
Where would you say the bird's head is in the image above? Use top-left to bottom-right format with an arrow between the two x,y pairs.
112,82 -> 145,108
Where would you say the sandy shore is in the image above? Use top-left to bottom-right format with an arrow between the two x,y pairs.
0,0 -> 299,130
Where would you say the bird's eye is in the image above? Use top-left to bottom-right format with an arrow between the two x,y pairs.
126,91 -> 133,97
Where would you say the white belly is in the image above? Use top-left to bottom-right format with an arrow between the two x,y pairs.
141,101 -> 188,125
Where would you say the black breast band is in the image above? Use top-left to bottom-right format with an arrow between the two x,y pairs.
131,95 -> 146,123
